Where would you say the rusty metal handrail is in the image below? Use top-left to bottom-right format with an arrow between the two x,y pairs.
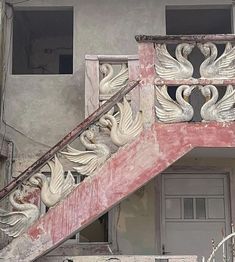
0,80 -> 140,201
135,34 -> 235,44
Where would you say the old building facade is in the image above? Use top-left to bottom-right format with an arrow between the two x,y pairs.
0,0 -> 234,261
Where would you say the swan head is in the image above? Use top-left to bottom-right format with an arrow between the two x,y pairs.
197,42 -> 214,58
199,85 -> 211,101
29,174 -> 43,188
12,188 -> 25,204
181,85 -> 195,102
84,130 -> 96,143
13,189 -> 22,200
182,43 -> 195,58
100,64 -> 111,76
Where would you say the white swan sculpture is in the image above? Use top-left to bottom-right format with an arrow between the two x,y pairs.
0,188 -> 40,237
155,85 -> 195,123
98,101 -> 120,129
200,84 -> 235,122
155,43 -> 194,79
198,42 -> 235,78
99,63 -> 129,95
62,130 -> 111,176
29,156 -> 75,208
99,97 -> 143,147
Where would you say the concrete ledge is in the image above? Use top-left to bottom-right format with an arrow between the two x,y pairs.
37,255 -> 198,262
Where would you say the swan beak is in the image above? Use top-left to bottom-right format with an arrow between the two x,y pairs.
184,95 -> 190,102
90,138 -> 96,144
205,95 -> 211,102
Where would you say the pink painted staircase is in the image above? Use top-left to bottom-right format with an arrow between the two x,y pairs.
1,121 -> 235,261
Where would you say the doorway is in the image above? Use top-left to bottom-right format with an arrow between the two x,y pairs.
161,173 -> 231,260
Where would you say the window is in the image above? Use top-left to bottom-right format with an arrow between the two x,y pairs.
166,7 -> 232,35
12,8 -> 73,74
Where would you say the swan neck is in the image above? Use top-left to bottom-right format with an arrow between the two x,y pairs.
175,44 -> 190,64
204,43 -> 218,65
33,173 -> 48,188
100,64 -> 113,85
104,114 -> 117,131
9,190 -> 35,211
176,86 -> 190,107
201,86 -> 218,112
80,132 -> 96,150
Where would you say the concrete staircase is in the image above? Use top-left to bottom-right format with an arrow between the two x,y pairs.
1,121 -> 235,261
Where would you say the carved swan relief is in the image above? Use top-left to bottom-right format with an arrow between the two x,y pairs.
29,156 -> 75,208
99,97 -> 143,147
155,43 -> 194,79
0,188 -> 40,237
62,130 -> 111,176
200,84 -> 235,122
98,101 -> 120,129
99,63 -> 129,95
155,85 -> 195,123
198,42 -> 235,78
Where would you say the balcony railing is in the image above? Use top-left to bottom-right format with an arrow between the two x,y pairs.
136,34 -> 235,124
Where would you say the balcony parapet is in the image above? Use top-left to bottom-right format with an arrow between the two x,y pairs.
135,34 -> 235,44
136,34 -> 235,124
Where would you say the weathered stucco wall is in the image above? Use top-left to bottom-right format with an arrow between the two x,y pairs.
114,154 -> 235,256
4,0 -> 165,159
116,182 -> 156,255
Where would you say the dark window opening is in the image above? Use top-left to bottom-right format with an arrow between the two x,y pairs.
12,9 -> 73,74
166,8 -> 232,35
59,55 -> 73,74
165,7 -> 232,120
80,213 -> 109,242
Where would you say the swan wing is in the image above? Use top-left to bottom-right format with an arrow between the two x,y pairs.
62,171 -> 75,197
0,210 -> 28,237
109,64 -> 129,91
117,97 -> 133,132
48,156 -> 64,194
219,108 -> 235,121
214,44 -> 235,78
155,44 -> 182,79
216,85 -> 235,113
62,145 -> 97,164
73,158 -> 99,176
159,85 -> 174,101
155,86 -> 184,122
155,86 -> 182,112
126,112 -> 143,137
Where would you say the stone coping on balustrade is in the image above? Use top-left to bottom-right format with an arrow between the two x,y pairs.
37,255 -> 199,262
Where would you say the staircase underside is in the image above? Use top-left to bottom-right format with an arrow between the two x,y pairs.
1,122 -> 235,261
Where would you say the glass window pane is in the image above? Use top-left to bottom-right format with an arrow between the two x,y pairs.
208,198 -> 225,219
165,198 -> 181,219
184,198 -> 193,219
196,198 -> 206,219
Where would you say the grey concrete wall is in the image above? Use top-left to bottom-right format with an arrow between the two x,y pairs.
4,0 -> 165,160
115,182 -> 156,255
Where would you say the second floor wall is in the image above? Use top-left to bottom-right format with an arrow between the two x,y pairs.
2,0 -> 235,164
